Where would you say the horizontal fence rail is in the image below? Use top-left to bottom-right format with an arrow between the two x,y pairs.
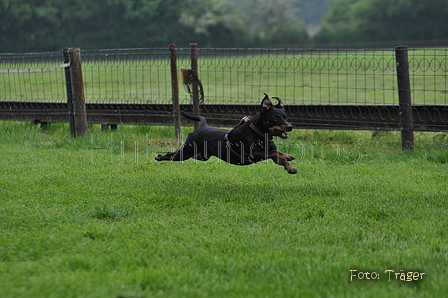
0,46 -> 447,136
1,101 -> 446,132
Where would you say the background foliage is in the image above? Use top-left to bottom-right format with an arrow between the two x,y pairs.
315,0 -> 448,47
1,0 -> 448,52
0,0 -> 308,52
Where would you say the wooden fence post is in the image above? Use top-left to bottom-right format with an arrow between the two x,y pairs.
190,43 -> 200,130
169,44 -> 182,144
63,48 -> 88,137
63,48 -> 75,136
395,46 -> 414,151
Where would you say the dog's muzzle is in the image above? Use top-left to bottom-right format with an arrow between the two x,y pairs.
271,124 -> 293,139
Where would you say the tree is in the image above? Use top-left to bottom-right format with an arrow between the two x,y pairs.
0,0 -> 64,52
0,0 -> 311,52
314,0 -> 448,47
242,0 -> 310,46
178,0 -> 247,47
0,0 -> 247,52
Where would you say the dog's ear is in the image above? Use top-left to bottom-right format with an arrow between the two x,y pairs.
272,96 -> 285,111
261,93 -> 272,114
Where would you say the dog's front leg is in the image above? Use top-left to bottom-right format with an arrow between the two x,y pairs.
269,150 -> 298,174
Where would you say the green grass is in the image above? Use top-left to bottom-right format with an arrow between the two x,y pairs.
1,49 -> 447,105
0,121 -> 447,297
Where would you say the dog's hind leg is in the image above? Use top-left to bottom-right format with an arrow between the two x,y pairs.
155,141 -> 201,162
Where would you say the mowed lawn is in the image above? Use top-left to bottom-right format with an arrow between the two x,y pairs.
0,121 -> 447,298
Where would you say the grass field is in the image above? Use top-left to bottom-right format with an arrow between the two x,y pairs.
1,49 -> 447,105
1,121 -> 447,297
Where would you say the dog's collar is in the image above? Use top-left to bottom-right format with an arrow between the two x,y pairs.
241,116 -> 269,139
225,116 -> 271,148
248,122 -> 266,138
224,116 -> 274,163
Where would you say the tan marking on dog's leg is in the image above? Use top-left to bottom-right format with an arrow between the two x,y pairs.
269,151 -> 297,174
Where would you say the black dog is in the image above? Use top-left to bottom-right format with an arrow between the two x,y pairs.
155,94 -> 297,174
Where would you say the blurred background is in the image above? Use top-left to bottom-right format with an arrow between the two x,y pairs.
1,0 -> 447,52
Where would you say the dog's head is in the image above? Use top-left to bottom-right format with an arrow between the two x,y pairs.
260,93 -> 293,139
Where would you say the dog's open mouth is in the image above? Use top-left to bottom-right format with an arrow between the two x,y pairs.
274,129 -> 289,139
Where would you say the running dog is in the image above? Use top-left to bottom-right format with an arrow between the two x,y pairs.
155,93 -> 297,174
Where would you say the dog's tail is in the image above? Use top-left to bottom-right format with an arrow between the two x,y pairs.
180,111 -> 207,126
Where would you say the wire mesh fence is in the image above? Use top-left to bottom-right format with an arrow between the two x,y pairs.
1,47 -> 447,105
0,51 -> 67,102
196,48 -> 399,105
408,49 -> 448,105
0,46 -> 447,133
80,48 -> 176,104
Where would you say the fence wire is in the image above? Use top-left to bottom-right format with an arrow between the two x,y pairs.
0,51 -> 67,102
80,48 -> 176,104
408,49 -> 448,105
0,47 -> 447,131
195,48 -> 399,105
2,48 -> 447,106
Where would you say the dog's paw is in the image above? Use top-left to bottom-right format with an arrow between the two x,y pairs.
284,154 -> 295,161
155,152 -> 175,161
287,167 -> 298,174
